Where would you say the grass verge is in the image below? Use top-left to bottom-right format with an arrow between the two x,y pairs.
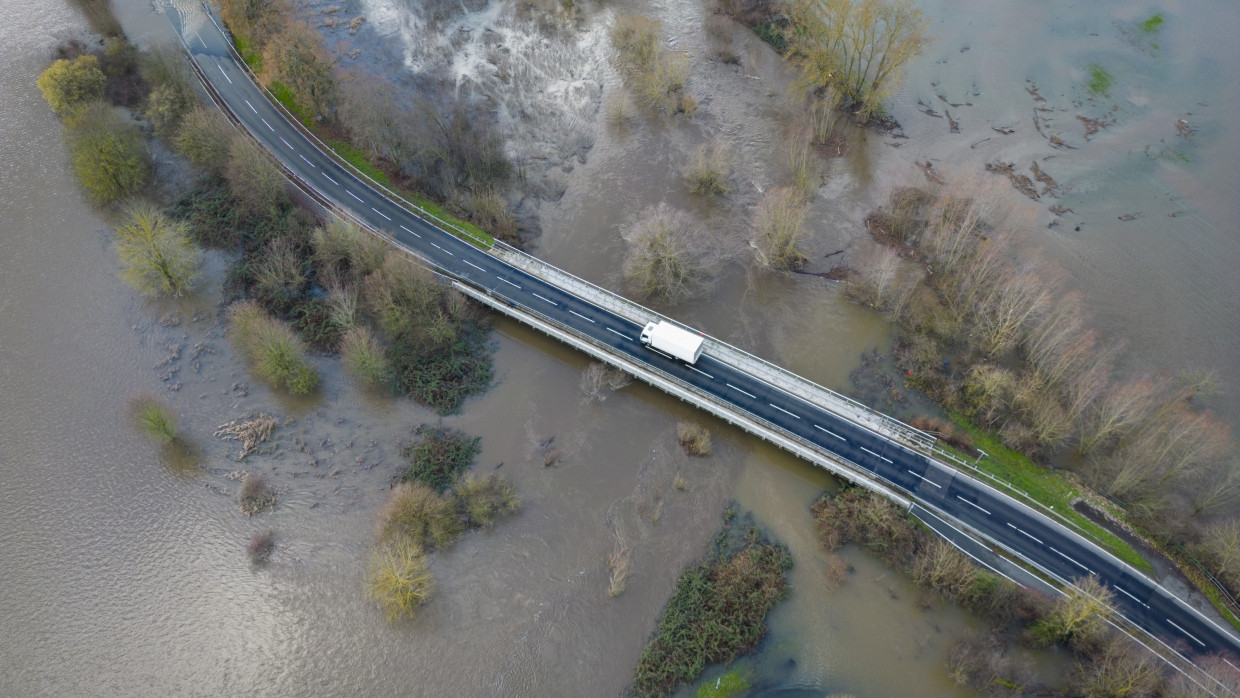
943,412 -> 1154,575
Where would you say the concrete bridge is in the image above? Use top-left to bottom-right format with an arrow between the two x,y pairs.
166,1 -> 1240,688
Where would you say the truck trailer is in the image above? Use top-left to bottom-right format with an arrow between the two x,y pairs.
639,321 -> 705,365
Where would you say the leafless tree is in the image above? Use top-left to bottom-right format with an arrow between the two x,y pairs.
1077,376 -> 1167,455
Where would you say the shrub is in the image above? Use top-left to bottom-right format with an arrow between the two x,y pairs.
622,203 -> 716,303
228,300 -> 319,394
683,143 -> 730,196
452,475 -> 520,529
400,426 -> 481,493
311,218 -> 386,288
811,488 -> 920,565
66,102 -> 151,203
140,45 -> 195,134
238,473 -> 277,516
752,187 -> 809,270
129,394 -> 177,444
366,540 -> 435,620
174,107 -> 234,174
340,326 -> 391,387
677,421 -> 713,456
114,202 -> 201,297
580,362 -> 632,401
247,530 -> 274,563
37,54 -> 105,116
633,534 -> 792,697
611,14 -> 692,115
226,136 -> 288,217
252,237 -> 308,313
377,481 -> 463,550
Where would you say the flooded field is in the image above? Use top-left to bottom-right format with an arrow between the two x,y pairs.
2,0 -> 1237,695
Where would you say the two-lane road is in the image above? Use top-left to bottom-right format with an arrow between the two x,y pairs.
171,1 -> 1240,671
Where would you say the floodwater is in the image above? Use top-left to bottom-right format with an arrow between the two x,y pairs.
1,0 -> 1233,696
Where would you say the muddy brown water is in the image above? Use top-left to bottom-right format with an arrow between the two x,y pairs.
2,0 -> 1233,695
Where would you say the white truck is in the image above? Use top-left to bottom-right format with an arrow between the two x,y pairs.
639,321 -> 705,365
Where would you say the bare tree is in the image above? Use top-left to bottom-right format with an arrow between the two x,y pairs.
226,136 -> 288,216
1191,460 -> 1240,517
845,245 -> 903,310
1077,376 -> 1166,456
1071,635 -> 1162,698
1030,575 -> 1114,648
336,71 -> 420,166
970,265 -> 1056,358
621,203 -> 718,303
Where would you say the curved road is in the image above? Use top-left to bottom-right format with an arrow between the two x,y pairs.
170,1 -> 1240,675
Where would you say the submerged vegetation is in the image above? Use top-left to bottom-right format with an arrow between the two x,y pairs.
401,426 -> 482,493
129,394 -> 178,444
610,14 -> 694,116
632,510 -> 792,698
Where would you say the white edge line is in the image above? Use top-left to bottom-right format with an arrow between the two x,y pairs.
911,506 -> 1025,587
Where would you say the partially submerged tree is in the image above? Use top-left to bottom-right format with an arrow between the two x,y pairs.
752,187 -> 809,270
114,202 -> 202,297
67,102 -> 151,203
784,0 -> 929,120
37,54 -> 106,116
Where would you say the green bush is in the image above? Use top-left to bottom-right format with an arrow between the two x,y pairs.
174,107 -> 234,174
401,426 -> 481,493
228,300 -> 319,394
695,669 -> 749,698
633,513 -> 792,698
37,55 -> 105,116
114,202 -> 201,297
66,102 -> 151,203
340,326 -> 391,387
129,394 -> 177,444
1087,64 -> 1113,95
453,475 -> 521,529
366,539 -> 434,620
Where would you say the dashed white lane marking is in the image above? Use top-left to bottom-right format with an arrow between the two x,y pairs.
323,173 -> 339,186
1049,547 -> 1095,575
463,260 -> 485,272
769,403 -> 801,420
726,383 -> 757,399
605,327 -> 627,339
299,154 -> 315,167
371,207 -> 391,221
1114,586 -> 1151,610
346,190 -> 364,202
244,99 -> 257,114
216,64 -> 232,84
955,495 -> 991,515
1007,523 -> 1044,545
1224,658 -> 1240,673
499,278 -> 521,289
193,30 -> 207,50
688,365 -> 713,379
569,309 -> 594,323
260,118 -> 274,131
1165,618 -> 1206,648
431,243 -> 454,256
531,292 -> 557,306
860,446 -> 893,464
814,425 -> 846,441
398,224 -> 420,238
906,469 -> 942,487
278,136 -> 293,149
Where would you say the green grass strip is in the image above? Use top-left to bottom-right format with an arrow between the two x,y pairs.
942,413 -> 1154,576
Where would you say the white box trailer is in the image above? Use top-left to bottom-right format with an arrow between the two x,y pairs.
640,321 -> 705,365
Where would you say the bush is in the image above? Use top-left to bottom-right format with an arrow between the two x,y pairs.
66,102 -> 151,203
452,475 -> 520,529
311,219 -> 386,289
622,203 -> 716,304
252,237 -> 308,313
752,187 -> 809,270
580,362 -> 632,401
140,45 -> 195,134
366,540 -> 435,620
633,530 -> 792,697
114,202 -> 201,297
340,326 -> 391,387
247,530 -> 274,563
401,426 -> 481,493
228,300 -> 319,394
37,54 -> 106,116
226,136 -> 288,216
238,473 -> 277,516
129,394 -> 177,444
174,107 -> 234,174
377,481 -> 463,550
611,14 -> 692,115
811,488 -> 920,565
677,421 -> 713,456
683,143 -> 730,196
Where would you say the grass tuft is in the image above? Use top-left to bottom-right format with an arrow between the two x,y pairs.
1140,13 -> 1164,33
1087,64 -> 1113,95
677,421 -> 713,456
238,473 -> 277,516
130,394 -> 177,444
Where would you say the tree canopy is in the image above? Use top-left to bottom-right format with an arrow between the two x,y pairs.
37,55 -> 106,116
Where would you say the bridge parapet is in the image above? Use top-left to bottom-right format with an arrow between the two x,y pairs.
490,243 -> 937,453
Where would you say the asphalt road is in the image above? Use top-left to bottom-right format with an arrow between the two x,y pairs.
171,1 -> 1240,670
